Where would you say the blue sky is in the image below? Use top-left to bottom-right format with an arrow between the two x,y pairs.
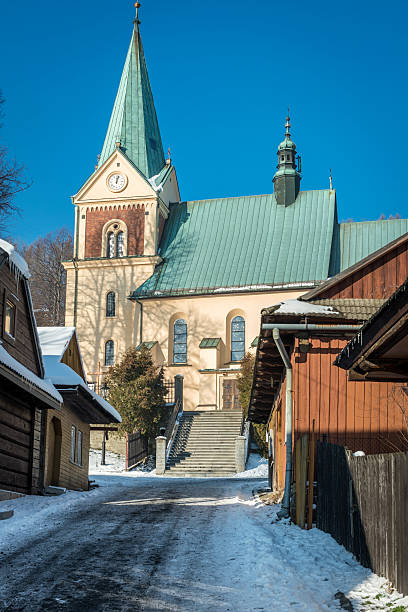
1,0 -> 407,243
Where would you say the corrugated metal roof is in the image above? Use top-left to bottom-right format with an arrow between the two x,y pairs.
132,190 -> 337,298
337,219 -> 408,271
199,338 -> 221,348
98,24 -> 165,178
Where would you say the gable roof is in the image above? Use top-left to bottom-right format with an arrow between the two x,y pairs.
98,22 -> 165,178
37,327 -> 76,359
37,327 -> 121,423
131,190 -> 337,298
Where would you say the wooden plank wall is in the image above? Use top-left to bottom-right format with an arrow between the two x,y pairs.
294,337 -> 408,455
320,241 -> 408,299
317,442 -> 408,596
61,335 -> 85,380
269,337 -> 408,493
0,391 -> 33,494
0,265 -> 41,375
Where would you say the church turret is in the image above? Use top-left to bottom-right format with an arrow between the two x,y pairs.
273,113 -> 301,206
98,2 -> 165,179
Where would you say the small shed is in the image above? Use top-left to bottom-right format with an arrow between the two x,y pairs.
38,327 -> 121,491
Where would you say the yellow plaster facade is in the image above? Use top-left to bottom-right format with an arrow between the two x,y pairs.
64,144 -> 307,412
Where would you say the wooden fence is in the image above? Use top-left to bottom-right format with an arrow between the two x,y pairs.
294,434 -> 316,529
316,441 -> 408,596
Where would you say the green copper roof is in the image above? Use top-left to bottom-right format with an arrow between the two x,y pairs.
131,190 -> 337,298
199,338 -> 221,348
98,24 -> 165,178
329,218 -> 408,274
136,341 -> 157,350
251,337 -> 259,347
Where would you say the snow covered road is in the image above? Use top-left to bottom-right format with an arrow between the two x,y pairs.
0,476 -> 407,611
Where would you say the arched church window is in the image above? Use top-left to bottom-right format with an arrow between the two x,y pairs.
107,232 -> 115,258
116,232 -> 124,257
173,319 -> 187,363
105,340 -> 114,366
106,292 -> 115,317
231,316 -> 245,361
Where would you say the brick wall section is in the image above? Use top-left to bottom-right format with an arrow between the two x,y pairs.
85,205 -> 145,258
44,406 -> 90,491
90,430 -> 127,456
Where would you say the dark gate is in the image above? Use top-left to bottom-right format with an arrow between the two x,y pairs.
127,432 -> 148,470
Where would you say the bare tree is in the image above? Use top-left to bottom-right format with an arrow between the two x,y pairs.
0,91 -> 30,226
22,229 -> 73,326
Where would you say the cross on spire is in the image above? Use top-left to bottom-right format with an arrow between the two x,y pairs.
134,1 -> 141,25
285,107 -> 291,138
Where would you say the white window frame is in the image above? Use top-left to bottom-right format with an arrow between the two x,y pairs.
70,425 -> 76,463
77,430 -> 83,466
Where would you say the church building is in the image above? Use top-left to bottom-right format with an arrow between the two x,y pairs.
64,9 -> 408,411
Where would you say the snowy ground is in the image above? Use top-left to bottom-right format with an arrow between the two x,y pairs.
0,460 -> 407,611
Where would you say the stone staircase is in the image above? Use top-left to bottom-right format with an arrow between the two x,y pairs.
166,410 -> 243,477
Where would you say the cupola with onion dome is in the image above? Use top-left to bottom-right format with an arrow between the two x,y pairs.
273,112 -> 302,206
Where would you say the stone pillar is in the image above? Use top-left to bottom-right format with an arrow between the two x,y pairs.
235,435 -> 246,474
155,436 -> 167,475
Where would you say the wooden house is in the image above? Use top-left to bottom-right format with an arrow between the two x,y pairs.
0,240 -> 62,495
37,327 -> 121,491
248,232 -> 408,492
335,277 -> 408,383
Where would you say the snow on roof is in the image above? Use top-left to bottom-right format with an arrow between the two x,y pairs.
37,327 -> 76,358
0,345 -> 62,403
0,239 -> 30,279
42,356 -> 121,423
273,299 -> 339,315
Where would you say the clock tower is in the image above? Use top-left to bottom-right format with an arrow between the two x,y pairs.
64,5 -> 180,380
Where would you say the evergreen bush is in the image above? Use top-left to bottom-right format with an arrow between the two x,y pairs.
105,346 -> 168,445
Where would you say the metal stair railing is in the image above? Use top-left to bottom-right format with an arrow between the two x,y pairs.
165,398 -> 183,462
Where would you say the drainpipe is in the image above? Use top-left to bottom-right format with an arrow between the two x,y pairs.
136,298 -> 143,344
72,205 -> 80,328
73,258 -> 79,328
272,328 -> 293,519
263,323 -> 360,332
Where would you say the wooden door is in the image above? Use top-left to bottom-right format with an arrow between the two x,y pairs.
222,379 -> 241,410
47,416 -> 62,486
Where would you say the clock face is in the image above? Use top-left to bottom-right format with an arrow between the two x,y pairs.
108,173 -> 126,192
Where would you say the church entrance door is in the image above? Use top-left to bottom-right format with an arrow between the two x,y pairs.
222,379 -> 241,410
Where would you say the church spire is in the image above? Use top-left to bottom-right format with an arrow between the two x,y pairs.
98,3 -> 165,178
273,111 -> 301,206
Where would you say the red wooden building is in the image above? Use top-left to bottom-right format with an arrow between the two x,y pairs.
249,233 -> 408,492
